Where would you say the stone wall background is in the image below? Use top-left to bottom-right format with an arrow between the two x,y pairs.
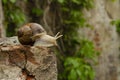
79,0 -> 120,80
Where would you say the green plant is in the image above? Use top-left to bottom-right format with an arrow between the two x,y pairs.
76,39 -> 99,61
64,57 -> 95,80
2,0 -> 27,36
51,0 -> 99,80
111,19 -> 120,33
55,0 -> 94,54
110,0 -> 117,2
59,39 -> 99,80
32,8 -> 43,16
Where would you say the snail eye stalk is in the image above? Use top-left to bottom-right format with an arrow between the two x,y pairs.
55,32 -> 63,39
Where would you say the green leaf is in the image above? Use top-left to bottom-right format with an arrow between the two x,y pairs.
10,13 -> 14,20
68,69 -> 77,80
32,8 -> 43,16
2,0 -> 7,4
57,0 -> 65,3
10,0 -> 16,3
71,0 -> 81,4
111,0 -> 116,2
89,71 -> 95,80
76,69 -> 81,76
111,19 -> 120,33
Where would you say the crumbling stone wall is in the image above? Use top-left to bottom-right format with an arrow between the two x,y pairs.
0,36 -> 57,80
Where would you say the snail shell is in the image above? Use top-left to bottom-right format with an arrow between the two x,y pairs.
17,23 -> 46,45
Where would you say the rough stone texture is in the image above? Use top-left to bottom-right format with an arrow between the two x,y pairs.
79,0 -> 120,80
105,0 -> 120,19
30,47 -> 57,80
0,36 -> 57,80
0,65 -> 25,80
0,36 -> 20,46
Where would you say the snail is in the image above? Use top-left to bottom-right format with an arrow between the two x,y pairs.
17,23 -> 62,47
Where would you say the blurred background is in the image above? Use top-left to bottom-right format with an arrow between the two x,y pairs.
0,0 -> 120,80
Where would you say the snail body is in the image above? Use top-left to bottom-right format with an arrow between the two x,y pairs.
32,32 -> 62,47
17,23 -> 62,47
